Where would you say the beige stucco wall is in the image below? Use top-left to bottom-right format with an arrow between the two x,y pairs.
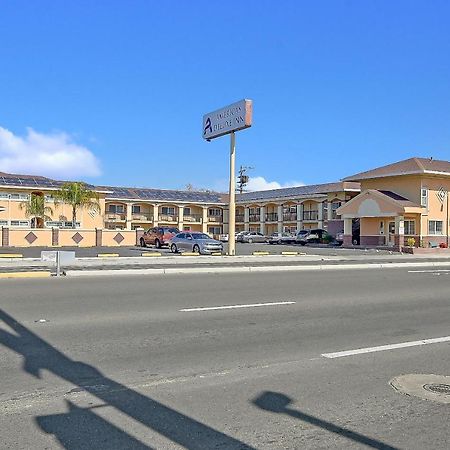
361,176 -> 422,204
102,230 -> 136,246
59,229 -> 97,247
8,228 -> 53,247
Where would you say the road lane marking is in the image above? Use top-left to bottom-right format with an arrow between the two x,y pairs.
322,336 -> 450,359
408,269 -> 450,273
180,301 -> 296,312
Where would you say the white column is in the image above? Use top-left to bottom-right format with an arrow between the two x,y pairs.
202,206 -> 208,233
153,204 -> 159,226
318,202 -> 324,228
223,208 -> 229,233
277,204 -> 283,233
244,206 -> 250,231
260,206 -> 266,234
126,204 -> 132,230
327,201 -> 333,221
178,205 -> 184,231
296,203 -> 303,231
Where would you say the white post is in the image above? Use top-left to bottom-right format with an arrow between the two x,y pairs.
228,132 -> 236,255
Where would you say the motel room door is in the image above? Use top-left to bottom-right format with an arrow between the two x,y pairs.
388,221 -> 396,246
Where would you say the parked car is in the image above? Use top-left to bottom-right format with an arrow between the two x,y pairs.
241,231 -> 267,243
295,229 -> 309,244
169,232 -> 223,254
268,232 -> 296,244
140,227 -> 179,248
235,231 -> 251,242
297,228 -> 328,245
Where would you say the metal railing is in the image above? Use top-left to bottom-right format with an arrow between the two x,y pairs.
183,214 -> 203,223
249,214 -> 260,222
235,214 -> 245,222
105,214 -> 126,221
303,211 -> 318,221
283,213 -> 297,221
208,215 -> 223,222
265,213 -> 278,222
132,214 -> 153,222
158,214 -> 178,222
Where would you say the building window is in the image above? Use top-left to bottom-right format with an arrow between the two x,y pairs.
10,220 -> 30,227
331,202 -> 342,219
108,204 -> 125,213
162,206 -> 175,215
0,192 -> 9,199
208,226 -> 221,235
183,226 -> 191,231
404,220 -> 415,235
429,220 -> 443,235
421,188 -> 428,208
9,193 -> 30,201
208,208 -> 222,216
45,221 -> 81,228
0,220 -> 8,226
131,205 -> 141,214
183,207 -> 191,216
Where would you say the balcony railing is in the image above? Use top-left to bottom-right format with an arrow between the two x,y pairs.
158,214 -> 178,223
249,214 -> 260,222
235,214 -> 245,222
132,214 -> 153,222
105,213 -> 126,221
303,210 -> 318,221
265,213 -> 278,222
208,215 -> 223,222
183,214 -> 203,223
283,213 -> 297,222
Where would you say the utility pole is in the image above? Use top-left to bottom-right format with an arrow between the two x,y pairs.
237,165 -> 254,194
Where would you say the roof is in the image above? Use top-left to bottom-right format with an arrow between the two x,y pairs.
100,186 -> 227,204
0,172 -> 97,190
236,181 -> 360,203
343,157 -> 450,181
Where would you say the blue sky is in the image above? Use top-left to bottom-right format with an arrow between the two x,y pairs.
1,0 -> 450,191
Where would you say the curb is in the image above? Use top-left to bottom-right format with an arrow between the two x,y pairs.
0,254 -> 23,258
141,252 -> 162,257
97,253 -> 120,258
0,271 -> 52,279
65,260 -> 450,278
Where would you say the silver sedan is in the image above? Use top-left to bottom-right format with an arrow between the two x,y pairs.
169,232 -> 223,254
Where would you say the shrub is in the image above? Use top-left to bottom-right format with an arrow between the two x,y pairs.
406,237 -> 416,247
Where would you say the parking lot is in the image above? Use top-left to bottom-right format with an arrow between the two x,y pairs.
0,242 -> 395,259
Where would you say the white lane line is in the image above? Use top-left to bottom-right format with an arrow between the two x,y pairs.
180,301 -> 296,312
322,336 -> 450,359
409,269 -> 450,273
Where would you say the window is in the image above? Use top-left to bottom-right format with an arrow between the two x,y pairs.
183,207 -> 191,216
0,220 -> 8,226
421,188 -> 428,208
0,192 -> 9,199
208,208 -> 222,216
44,195 -> 55,202
10,220 -> 29,227
183,226 -> 191,231
208,226 -> 221,235
108,204 -> 124,214
45,221 -> 81,228
161,206 -> 175,215
9,193 -> 29,201
331,202 -> 342,219
131,205 -> 141,214
404,220 -> 415,235
429,220 -> 443,235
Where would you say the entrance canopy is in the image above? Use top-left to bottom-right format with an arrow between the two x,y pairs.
337,190 -> 423,218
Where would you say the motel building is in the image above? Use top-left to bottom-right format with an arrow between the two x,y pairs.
337,157 -> 450,250
0,157 -> 449,250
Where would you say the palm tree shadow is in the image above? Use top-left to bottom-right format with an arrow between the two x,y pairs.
252,391 -> 399,450
0,309 -> 255,450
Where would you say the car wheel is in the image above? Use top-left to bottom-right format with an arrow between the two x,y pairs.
248,238 -> 253,244
300,242 -> 306,246
140,238 -> 146,248
193,244 -> 200,254
171,244 -> 178,253
277,239 -> 282,245
155,239 -> 161,249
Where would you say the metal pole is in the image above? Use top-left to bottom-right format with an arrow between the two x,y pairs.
228,132 -> 236,256
56,251 -> 61,277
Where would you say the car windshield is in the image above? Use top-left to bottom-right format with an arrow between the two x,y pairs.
166,228 -> 179,233
192,233 -> 210,240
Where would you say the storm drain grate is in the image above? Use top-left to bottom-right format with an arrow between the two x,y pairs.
423,383 -> 450,395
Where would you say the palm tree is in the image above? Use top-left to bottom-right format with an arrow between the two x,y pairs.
54,182 -> 100,229
19,193 -> 53,228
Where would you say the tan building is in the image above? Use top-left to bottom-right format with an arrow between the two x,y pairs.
338,157 -> 450,249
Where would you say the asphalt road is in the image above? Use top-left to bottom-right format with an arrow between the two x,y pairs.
1,268 -> 449,449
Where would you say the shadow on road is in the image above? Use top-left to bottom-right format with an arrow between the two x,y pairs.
252,391 -> 399,450
0,309 -> 255,449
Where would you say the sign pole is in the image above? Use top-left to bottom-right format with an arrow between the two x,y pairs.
228,132 -> 236,256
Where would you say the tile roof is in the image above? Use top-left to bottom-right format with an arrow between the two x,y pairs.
343,157 -> 450,181
236,181 -> 360,203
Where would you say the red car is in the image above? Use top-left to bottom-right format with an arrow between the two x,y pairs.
140,227 -> 179,248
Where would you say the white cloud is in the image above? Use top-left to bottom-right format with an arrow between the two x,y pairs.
0,126 -> 101,178
246,176 -> 304,191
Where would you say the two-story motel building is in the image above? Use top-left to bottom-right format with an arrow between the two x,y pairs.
1,157 -> 449,249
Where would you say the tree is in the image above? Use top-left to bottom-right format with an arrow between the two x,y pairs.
19,193 -> 53,228
54,182 -> 100,229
